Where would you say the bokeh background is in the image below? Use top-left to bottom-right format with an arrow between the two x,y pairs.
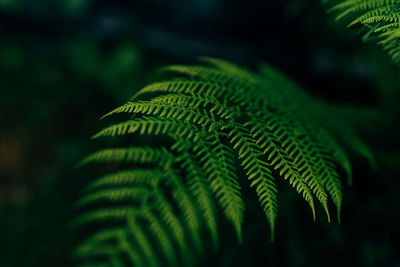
1,0 -> 399,266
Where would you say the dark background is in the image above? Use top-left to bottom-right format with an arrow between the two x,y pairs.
0,0 -> 399,266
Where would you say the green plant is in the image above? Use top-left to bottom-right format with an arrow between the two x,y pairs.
74,58 -> 374,266
327,0 -> 400,64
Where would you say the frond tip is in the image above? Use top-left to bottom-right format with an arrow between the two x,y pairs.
75,57 -> 373,266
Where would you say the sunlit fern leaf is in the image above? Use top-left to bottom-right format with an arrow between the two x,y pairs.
326,0 -> 400,64
75,57 -> 374,266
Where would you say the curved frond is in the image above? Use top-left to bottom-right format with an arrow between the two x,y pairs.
75,58 -> 373,266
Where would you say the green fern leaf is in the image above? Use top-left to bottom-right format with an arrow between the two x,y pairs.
326,0 -> 400,64
75,58 -> 373,266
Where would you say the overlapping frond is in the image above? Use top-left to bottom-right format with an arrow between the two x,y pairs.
75,58 -> 373,266
327,0 -> 400,64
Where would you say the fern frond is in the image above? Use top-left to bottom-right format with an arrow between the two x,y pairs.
166,171 -> 203,253
151,188 -> 188,264
75,58 -> 373,266
126,215 -> 160,267
227,125 -> 278,240
92,117 -> 201,140
76,187 -> 150,208
178,150 -> 219,248
139,206 -> 178,266
246,118 -> 317,220
193,132 -> 245,242
326,0 -> 400,64
78,146 -> 173,168
73,206 -> 136,226
83,170 -> 162,192
315,112 -> 376,168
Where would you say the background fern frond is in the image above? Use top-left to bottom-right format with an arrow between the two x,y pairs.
326,0 -> 400,64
